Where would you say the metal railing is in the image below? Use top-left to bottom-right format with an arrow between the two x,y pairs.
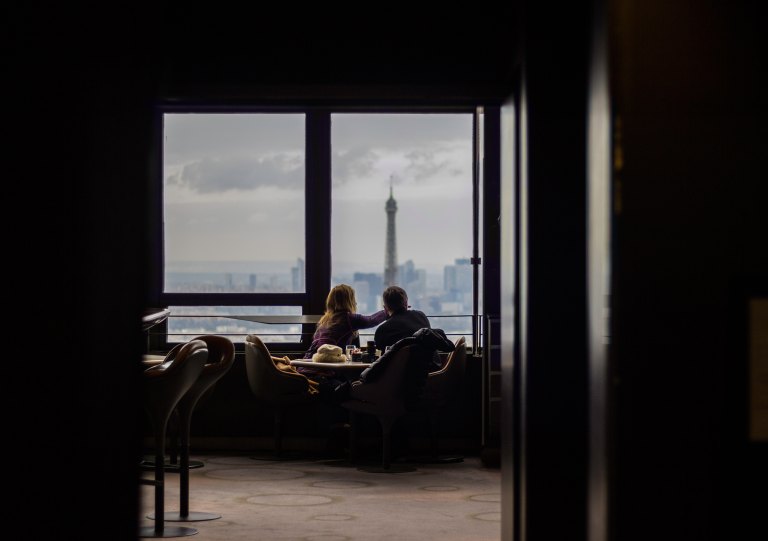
152,311 -> 484,354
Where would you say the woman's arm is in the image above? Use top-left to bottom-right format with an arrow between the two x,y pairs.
349,309 -> 387,330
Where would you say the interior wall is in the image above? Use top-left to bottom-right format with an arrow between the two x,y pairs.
609,1 -> 767,540
9,6 -> 160,540
502,2 -> 593,540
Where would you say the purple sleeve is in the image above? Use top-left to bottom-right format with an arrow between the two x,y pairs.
348,310 -> 387,330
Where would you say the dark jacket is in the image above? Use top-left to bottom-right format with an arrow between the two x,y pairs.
374,309 -> 432,351
359,327 -> 456,410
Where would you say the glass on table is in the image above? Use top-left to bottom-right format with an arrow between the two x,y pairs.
345,345 -> 355,363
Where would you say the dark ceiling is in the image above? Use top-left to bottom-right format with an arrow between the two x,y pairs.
154,4 -> 522,103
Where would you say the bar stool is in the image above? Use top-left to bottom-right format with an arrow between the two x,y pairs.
140,339 -> 208,538
147,335 -> 235,523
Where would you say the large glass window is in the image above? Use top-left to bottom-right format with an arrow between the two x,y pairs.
157,109 -> 480,349
163,113 -> 306,293
331,114 -> 474,345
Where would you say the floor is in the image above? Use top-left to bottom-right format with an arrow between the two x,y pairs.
139,452 -> 502,540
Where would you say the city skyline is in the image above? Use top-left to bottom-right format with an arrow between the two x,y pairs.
164,255 -> 476,345
165,257 -> 472,295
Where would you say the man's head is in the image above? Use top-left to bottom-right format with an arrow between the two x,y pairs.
382,286 -> 408,315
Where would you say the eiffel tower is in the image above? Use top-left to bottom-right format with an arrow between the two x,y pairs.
384,179 -> 398,287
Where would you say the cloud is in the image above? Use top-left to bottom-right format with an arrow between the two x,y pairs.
403,148 -> 452,181
332,147 -> 379,184
332,145 -> 463,188
164,113 -> 472,193
166,153 -> 304,193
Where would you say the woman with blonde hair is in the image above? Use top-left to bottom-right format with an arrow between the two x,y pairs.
303,284 -> 386,359
297,284 -> 386,407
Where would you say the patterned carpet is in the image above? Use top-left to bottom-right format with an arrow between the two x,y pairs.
139,453 -> 501,540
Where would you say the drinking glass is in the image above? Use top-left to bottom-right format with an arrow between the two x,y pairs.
345,345 -> 355,363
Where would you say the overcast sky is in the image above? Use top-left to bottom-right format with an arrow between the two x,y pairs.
164,113 -> 474,275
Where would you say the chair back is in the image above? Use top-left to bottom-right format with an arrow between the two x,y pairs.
244,334 -> 310,401
344,344 -> 415,418
424,336 -> 467,407
178,335 -> 236,414
143,339 -> 209,427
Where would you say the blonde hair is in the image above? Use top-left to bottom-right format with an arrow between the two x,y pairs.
317,284 -> 357,329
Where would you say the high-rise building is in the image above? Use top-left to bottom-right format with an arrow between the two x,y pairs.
291,258 -> 305,292
399,259 -> 427,302
444,258 -> 472,303
353,272 -> 383,312
384,182 -> 398,286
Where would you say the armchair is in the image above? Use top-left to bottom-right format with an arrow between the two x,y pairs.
243,334 -> 317,459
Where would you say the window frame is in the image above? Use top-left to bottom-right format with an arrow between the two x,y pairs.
148,105 -> 486,353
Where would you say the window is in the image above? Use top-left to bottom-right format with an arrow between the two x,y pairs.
153,108 -> 482,350
163,113 -> 306,294
331,113 -> 475,345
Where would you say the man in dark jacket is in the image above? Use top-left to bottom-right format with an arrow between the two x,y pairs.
374,286 -> 432,351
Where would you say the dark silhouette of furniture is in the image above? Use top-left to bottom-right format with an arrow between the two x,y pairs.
421,336 -> 467,463
142,308 -> 171,331
147,335 -> 235,523
140,339 -> 208,538
341,344 -> 417,472
243,334 -> 316,459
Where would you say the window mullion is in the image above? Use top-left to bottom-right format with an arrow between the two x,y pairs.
305,110 -> 332,319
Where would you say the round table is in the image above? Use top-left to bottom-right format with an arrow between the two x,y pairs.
289,359 -> 371,381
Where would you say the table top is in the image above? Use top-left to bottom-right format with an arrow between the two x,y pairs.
289,359 -> 370,371
142,354 -> 166,367
142,308 -> 171,331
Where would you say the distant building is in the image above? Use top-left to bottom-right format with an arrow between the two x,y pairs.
444,258 -> 472,304
353,272 -> 384,312
291,258 -> 305,292
249,273 -> 257,290
398,259 -> 427,304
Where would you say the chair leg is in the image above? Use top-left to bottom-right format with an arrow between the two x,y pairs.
352,414 -> 417,473
160,407 -> 220,522
426,407 -> 463,464
167,410 -> 180,467
428,411 -> 439,460
179,415 -> 190,517
274,407 -> 284,458
380,417 -> 395,470
139,420 -> 199,537
348,411 -> 359,463
152,428 -> 166,536
251,405 -> 306,462
141,409 -> 203,472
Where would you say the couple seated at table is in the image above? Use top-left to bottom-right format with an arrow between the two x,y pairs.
297,283 -> 436,400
